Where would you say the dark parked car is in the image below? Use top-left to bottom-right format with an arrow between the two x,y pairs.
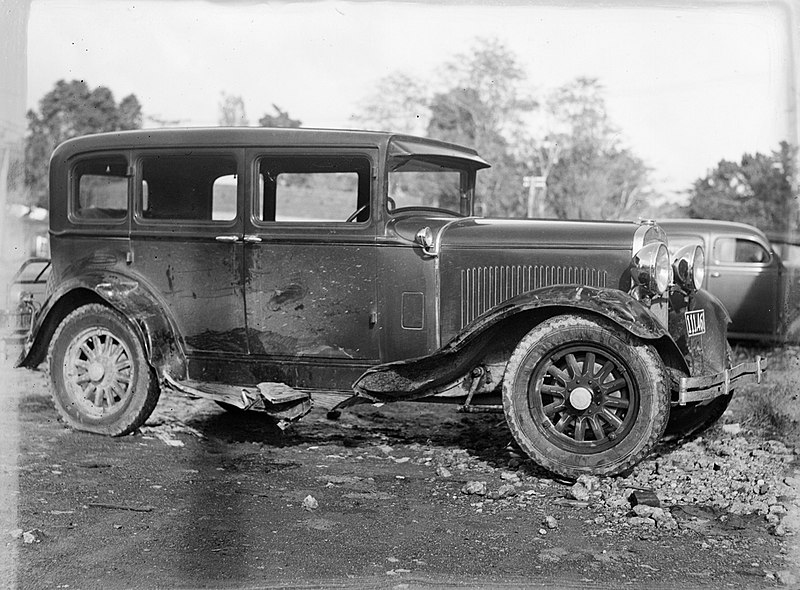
660,219 -> 799,342
12,128 -> 765,479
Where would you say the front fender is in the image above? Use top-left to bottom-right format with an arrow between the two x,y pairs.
19,270 -> 186,377
354,285 -> 688,400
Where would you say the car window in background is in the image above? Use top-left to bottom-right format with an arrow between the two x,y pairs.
713,237 -> 769,264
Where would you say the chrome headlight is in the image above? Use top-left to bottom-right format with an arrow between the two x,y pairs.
672,244 -> 705,292
631,242 -> 671,296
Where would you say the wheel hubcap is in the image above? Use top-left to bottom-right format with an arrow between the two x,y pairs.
568,386 -> 593,411
528,344 -> 638,453
64,327 -> 134,416
88,362 -> 106,382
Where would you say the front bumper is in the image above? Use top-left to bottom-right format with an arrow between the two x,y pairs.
677,356 -> 766,404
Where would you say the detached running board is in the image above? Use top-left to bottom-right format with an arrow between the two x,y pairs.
163,375 -> 312,428
677,356 -> 766,405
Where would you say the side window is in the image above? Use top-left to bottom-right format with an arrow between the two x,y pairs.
140,155 -> 237,221
714,237 -> 769,264
73,156 -> 128,220
256,155 -> 371,223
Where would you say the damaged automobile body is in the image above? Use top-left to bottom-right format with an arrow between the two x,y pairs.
14,128 -> 766,478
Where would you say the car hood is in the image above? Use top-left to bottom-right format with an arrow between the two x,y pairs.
390,216 -> 641,252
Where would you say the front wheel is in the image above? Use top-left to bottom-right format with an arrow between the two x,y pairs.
502,314 -> 670,479
47,304 -> 161,436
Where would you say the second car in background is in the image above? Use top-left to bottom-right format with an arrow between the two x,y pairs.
660,219 -> 799,343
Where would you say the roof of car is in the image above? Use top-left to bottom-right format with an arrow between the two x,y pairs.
658,218 -> 770,241
51,127 -> 490,167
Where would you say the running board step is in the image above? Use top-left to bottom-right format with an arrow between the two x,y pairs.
163,375 -> 312,427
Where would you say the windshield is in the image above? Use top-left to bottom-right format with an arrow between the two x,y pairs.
387,157 -> 471,215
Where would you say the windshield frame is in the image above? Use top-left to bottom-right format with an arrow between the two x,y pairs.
386,154 -> 479,217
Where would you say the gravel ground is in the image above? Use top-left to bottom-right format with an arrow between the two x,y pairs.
4,350 -> 800,588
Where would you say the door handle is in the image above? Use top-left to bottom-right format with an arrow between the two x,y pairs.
710,271 -> 721,278
215,235 -> 240,243
243,235 -> 263,243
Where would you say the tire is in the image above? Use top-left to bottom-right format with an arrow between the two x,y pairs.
47,303 -> 161,436
502,314 -> 670,479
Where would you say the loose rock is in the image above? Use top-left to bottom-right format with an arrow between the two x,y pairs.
462,481 -> 487,496
302,495 -> 319,511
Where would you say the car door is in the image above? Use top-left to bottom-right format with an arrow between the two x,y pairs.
130,149 -> 248,359
707,234 -> 781,338
242,148 -> 380,390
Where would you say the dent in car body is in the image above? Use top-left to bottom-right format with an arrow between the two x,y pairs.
19,240 -> 186,377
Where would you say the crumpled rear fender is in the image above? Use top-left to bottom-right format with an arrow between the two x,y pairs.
353,285 -> 688,401
18,270 -> 186,377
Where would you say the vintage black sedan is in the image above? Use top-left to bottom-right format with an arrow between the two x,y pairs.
14,128 -> 765,479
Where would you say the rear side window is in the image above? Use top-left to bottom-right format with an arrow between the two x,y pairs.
140,155 -> 237,221
73,156 -> 128,220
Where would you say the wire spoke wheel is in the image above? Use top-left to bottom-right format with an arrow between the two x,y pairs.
503,314 -> 669,479
48,304 -> 160,436
64,326 -> 134,417
529,344 -> 638,454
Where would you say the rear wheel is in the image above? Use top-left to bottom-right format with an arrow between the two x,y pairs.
502,314 -> 670,479
47,304 -> 160,436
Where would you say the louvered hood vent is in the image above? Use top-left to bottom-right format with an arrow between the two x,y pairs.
460,265 -> 607,328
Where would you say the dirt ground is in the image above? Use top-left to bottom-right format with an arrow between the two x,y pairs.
1,363 -> 798,590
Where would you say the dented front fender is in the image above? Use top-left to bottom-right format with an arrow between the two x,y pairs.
354,285 -> 687,401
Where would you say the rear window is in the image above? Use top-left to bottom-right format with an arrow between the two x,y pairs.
72,156 -> 128,220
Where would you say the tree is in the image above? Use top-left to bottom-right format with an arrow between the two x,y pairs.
218,93 -> 249,126
258,105 -> 302,128
352,72 -> 429,135
354,41 -> 653,220
427,39 -> 536,216
685,142 -> 798,233
24,80 -> 142,207
540,78 -> 652,220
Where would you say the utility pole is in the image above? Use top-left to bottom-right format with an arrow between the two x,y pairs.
523,175 -> 546,219
0,0 -> 31,260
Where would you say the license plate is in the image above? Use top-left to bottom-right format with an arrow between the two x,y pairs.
685,309 -> 706,337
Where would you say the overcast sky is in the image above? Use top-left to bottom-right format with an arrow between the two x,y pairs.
25,0 -> 796,199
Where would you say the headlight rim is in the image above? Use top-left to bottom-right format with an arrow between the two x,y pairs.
672,243 -> 706,293
631,241 -> 671,297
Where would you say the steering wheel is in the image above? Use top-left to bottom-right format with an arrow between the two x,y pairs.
346,204 -> 369,222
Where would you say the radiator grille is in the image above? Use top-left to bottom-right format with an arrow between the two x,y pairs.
460,265 -> 607,328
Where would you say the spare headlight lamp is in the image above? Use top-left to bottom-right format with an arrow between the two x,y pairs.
672,244 -> 705,292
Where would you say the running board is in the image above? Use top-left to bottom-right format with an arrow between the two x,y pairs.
163,375 -> 313,428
